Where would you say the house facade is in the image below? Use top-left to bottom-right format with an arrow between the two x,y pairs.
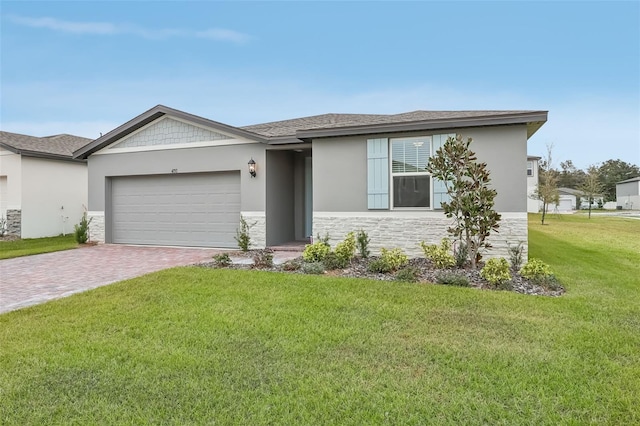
75,105 -> 547,257
617,177 -> 640,210
0,132 -> 90,238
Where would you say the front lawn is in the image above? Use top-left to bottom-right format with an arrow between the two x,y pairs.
0,234 -> 78,259
0,214 -> 638,424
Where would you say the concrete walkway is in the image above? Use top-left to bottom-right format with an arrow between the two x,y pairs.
0,245 -> 222,314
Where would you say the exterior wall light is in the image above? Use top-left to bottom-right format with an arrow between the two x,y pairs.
248,158 -> 257,178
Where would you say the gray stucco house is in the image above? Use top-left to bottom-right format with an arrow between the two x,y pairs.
74,105 -> 547,257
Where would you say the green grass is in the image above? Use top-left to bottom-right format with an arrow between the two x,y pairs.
0,234 -> 78,259
1,214 -> 639,424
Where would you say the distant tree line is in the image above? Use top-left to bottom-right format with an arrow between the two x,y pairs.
551,158 -> 639,202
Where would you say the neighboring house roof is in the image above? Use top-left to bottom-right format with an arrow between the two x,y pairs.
558,187 -> 603,197
617,176 -> 640,184
0,131 -> 91,161
74,104 -> 548,159
527,155 -> 541,161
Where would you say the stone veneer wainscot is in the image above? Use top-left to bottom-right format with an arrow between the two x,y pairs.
313,212 -> 527,259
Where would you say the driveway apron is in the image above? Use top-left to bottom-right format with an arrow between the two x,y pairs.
0,244 -> 220,314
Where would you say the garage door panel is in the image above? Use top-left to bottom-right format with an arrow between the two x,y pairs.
111,172 -> 240,247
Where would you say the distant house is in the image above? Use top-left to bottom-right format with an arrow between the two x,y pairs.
526,155 -> 541,213
616,176 -> 640,210
0,131 -> 91,238
545,187 -> 603,213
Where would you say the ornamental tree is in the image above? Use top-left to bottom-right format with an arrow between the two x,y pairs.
426,135 -> 501,269
532,144 -> 560,225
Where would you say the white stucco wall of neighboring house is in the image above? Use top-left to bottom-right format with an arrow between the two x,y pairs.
20,156 -> 88,238
0,147 -> 23,217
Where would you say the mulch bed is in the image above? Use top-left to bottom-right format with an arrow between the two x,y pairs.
199,250 -> 565,297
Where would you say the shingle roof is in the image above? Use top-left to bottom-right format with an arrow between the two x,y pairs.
241,110 -> 539,138
0,131 -> 92,159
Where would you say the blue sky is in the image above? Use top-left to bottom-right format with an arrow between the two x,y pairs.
1,1 -> 638,169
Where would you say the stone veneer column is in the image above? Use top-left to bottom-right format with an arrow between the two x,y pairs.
87,211 -> 105,243
6,209 -> 21,237
313,212 -> 528,259
240,211 -> 266,249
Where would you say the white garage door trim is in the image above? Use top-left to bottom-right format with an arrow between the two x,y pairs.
110,171 -> 240,248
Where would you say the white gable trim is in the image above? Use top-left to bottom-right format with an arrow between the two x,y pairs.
94,115 -> 260,155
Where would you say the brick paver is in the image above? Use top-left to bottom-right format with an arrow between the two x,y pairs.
0,244 -> 221,314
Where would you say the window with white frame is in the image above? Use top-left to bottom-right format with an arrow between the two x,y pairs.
527,161 -> 534,177
391,136 -> 431,208
366,134 -> 453,210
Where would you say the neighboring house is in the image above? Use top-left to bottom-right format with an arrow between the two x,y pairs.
526,155 -> 541,213
616,176 -> 640,210
74,105 -> 547,257
0,131 -> 91,238
545,187 -> 603,213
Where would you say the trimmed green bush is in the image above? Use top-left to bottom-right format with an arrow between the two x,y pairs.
519,258 -> 553,280
368,248 -> 408,273
303,241 -> 331,263
212,253 -> 232,267
435,271 -> 470,287
420,238 -> 455,269
323,252 -> 348,270
334,232 -> 356,263
302,261 -> 325,274
394,266 -> 420,283
480,258 -> 511,286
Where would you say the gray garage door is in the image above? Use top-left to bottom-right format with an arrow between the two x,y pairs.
111,172 -> 240,247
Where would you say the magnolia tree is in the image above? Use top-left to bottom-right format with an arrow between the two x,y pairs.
426,135 -> 501,269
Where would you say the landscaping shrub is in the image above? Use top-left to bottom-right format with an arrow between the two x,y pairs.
323,252 -> 349,270
435,271 -> 470,287
212,253 -> 232,268
73,212 -> 92,244
519,258 -> 553,280
234,215 -> 254,252
531,274 -> 563,291
315,232 -> 330,246
302,261 -> 325,275
252,249 -> 274,269
453,240 -> 468,268
368,248 -> 408,273
480,258 -> 511,286
507,241 -> 525,272
334,232 -> 356,263
356,229 -> 371,258
282,258 -> 303,271
420,238 -> 455,269
394,266 -> 420,283
303,241 -> 331,263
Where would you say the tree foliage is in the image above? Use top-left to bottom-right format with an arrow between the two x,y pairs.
532,144 -> 559,225
597,159 -> 640,202
558,160 -> 586,189
579,165 -> 604,218
426,135 -> 501,269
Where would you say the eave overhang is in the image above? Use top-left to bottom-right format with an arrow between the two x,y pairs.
294,111 -> 548,140
0,142 -> 86,163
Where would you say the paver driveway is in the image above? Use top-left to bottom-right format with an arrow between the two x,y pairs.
0,244 -> 221,314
